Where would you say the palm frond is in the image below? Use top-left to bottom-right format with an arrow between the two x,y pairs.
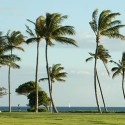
109,60 -> 121,67
52,26 -> 75,36
25,25 -> 36,37
122,52 -> 125,62
27,19 -> 35,25
89,20 -> 97,34
107,20 -> 121,28
52,64 -> 61,72
5,45 -> 24,52
101,13 -> 120,29
92,8 -> 98,21
86,57 -> 93,62
112,69 -> 121,79
102,25 -> 125,36
55,72 -> 67,78
98,9 -> 111,29
54,37 -> 78,47
39,78 -> 48,82
55,78 -> 66,82
26,38 -> 39,44
111,67 -> 119,72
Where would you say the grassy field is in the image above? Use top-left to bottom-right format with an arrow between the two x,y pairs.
0,112 -> 125,125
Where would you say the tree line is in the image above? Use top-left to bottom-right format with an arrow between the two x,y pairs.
0,9 -> 125,113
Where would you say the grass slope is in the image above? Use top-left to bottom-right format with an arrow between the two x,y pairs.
0,112 -> 125,125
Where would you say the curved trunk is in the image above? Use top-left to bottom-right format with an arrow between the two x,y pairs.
96,69 -> 108,112
122,71 -> 125,100
8,49 -> 12,112
45,41 -> 58,113
94,37 -> 101,113
35,41 -> 40,113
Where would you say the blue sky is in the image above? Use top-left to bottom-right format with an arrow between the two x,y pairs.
1,0 -> 125,107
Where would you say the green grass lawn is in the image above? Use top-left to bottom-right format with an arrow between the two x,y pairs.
0,112 -> 125,125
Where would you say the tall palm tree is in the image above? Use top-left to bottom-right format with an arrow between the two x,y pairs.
37,13 -> 77,112
90,9 -> 125,113
86,45 -> 111,112
110,52 -> 125,100
26,16 -> 45,112
5,30 -> 24,112
39,64 -> 67,112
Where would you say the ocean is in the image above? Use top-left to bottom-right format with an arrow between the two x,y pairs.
0,106 -> 125,112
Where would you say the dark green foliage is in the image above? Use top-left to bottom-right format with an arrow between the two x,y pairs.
27,107 -> 48,112
0,87 -> 7,98
27,91 -> 50,108
15,81 -> 41,96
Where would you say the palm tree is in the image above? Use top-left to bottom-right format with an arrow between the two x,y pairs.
26,16 -> 45,112
39,64 -> 67,112
5,30 -> 24,112
37,13 -> 77,112
110,52 -> 125,100
90,9 -> 125,113
86,45 -> 111,112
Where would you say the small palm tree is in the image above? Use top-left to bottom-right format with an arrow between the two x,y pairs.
110,52 -> 125,100
90,9 -> 125,113
86,45 -> 111,112
38,13 -> 77,113
5,30 -> 24,112
26,16 -> 45,112
39,64 -> 67,112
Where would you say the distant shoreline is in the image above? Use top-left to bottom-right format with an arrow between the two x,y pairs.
0,106 -> 125,112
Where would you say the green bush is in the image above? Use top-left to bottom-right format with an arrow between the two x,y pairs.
27,107 -> 48,112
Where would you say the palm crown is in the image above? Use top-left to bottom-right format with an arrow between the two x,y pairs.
90,9 -> 125,41
49,64 -> 67,83
86,45 -> 111,75
37,13 -> 77,46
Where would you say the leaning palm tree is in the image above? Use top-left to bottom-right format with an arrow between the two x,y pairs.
86,45 -> 111,112
90,9 -> 125,113
38,13 -> 77,112
5,30 -> 24,112
110,52 -> 125,100
39,64 -> 67,112
26,16 -> 45,112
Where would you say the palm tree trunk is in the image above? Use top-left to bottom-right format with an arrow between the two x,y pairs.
45,41 -> 58,113
8,66 -> 11,112
94,42 -> 102,113
48,79 -> 52,113
96,69 -> 108,112
8,49 -> 12,112
50,80 -> 58,113
122,71 -> 125,99
35,41 -> 40,113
